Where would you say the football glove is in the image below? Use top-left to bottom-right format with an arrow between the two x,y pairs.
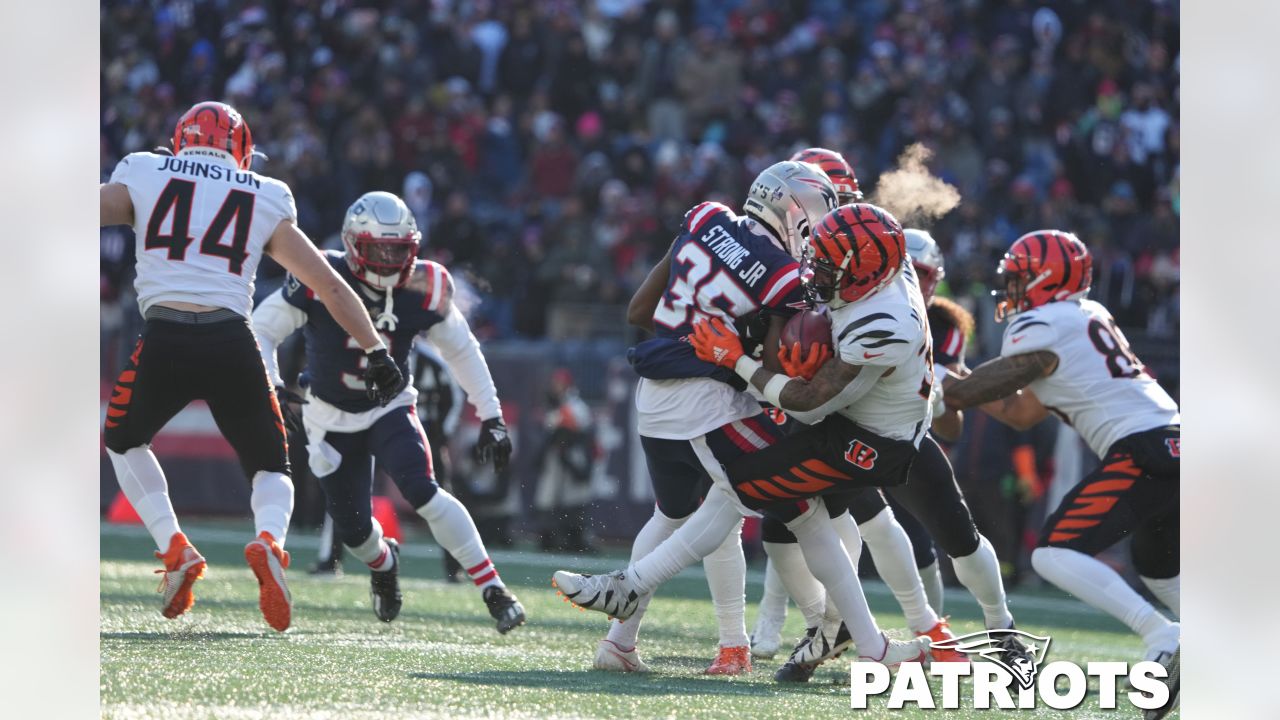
275,386 -> 308,437
364,348 -> 404,406
691,317 -> 744,368
778,341 -> 832,381
474,417 -> 513,473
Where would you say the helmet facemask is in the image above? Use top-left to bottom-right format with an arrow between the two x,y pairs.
347,234 -> 419,290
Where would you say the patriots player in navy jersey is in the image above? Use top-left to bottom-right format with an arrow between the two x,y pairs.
565,161 -> 841,675
252,191 -> 525,634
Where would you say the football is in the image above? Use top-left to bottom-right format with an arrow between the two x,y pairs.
780,309 -> 833,353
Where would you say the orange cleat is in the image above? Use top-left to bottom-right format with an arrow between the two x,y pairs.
245,531 -> 292,632
705,645 -> 752,676
920,618 -> 969,664
155,532 -> 206,619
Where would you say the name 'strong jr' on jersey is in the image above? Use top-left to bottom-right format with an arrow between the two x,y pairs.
633,202 -> 808,440
110,151 -> 297,319
1000,298 -> 1180,458
284,251 -> 453,414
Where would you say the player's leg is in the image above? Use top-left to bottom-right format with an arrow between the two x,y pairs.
372,407 -> 525,633
888,494 -> 944,615
103,327 -> 203,619
1134,511 -> 1179,619
1030,443 -> 1179,658
887,435 -> 1016,632
598,435 -> 705,671
201,317 -> 295,632
750,556 -> 790,659
848,489 -> 943,636
702,516 -> 751,674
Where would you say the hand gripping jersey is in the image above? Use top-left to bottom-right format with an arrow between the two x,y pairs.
827,263 -> 934,445
634,201 -> 807,440
109,152 -> 297,318
1000,299 -> 1180,458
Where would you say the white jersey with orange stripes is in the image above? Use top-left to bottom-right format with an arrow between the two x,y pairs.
1001,298 -> 1180,458
109,151 -> 297,319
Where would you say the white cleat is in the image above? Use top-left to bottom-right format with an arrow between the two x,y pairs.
594,639 -> 651,673
790,619 -> 853,666
750,607 -> 787,659
856,633 -> 932,669
552,570 -> 642,620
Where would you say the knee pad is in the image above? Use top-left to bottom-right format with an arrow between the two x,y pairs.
399,476 -> 441,510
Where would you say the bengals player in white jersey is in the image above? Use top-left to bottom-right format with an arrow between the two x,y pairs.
100,101 -> 402,631
943,230 -> 1180,717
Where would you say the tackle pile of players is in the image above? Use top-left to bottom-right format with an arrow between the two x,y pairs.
550,147 -> 1179,714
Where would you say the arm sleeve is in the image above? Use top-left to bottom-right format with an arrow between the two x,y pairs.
786,364 -> 888,425
424,303 -> 503,421
1000,310 -> 1058,356
251,290 -> 308,387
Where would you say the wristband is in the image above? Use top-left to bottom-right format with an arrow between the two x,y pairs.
733,355 -> 762,383
363,340 -> 388,354
762,374 -> 791,407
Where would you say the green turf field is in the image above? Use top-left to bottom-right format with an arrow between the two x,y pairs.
101,521 -> 1174,719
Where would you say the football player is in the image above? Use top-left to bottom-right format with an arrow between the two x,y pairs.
99,102 -> 402,631
554,203 -> 948,669
586,160 -> 835,676
942,231 -> 1180,673
252,191 -> 525,634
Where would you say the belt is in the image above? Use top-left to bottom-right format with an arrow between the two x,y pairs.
144,306 -> 242,324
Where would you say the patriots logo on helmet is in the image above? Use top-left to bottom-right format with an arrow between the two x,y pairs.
928,629 -> 1052,690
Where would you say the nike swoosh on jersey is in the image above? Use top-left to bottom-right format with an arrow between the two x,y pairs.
863,351 -> 884,359
1010,335 -> 1026,344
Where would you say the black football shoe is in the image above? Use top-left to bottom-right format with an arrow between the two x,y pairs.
482,584 -> 527,634
370,538 -> 402,622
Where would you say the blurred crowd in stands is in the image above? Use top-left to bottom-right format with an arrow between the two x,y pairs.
100,0 -> 1180,582
101,0 -> 1180,354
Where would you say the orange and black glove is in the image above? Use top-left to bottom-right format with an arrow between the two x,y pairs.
778,341 -> 832,381
691,317 -> 745,368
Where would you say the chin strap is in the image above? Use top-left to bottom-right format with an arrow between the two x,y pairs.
374,285 -> 399,331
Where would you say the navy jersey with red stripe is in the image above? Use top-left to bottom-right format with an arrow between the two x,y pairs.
631,202 -> 806,381
283,251 -> 452,413
928,302 -> 965,367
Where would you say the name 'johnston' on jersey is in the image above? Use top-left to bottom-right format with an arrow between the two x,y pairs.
1000,299 -> 1179,458
635,201 -> 807,441
109,151 -> 297,319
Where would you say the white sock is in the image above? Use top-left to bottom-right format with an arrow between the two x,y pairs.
788,503 -> 885,658
763,541 -> 825,627
1032,546 -> 1174,645
858,508 -> 938,632
418,490 -> 502,590
953,535 -> 1015,629
630,489 -> 742,594
607,508 -> 685,648
919,560 -> 945,616
756,558 -> 790,628
250,471 -> 293,546
347,517 -> 393,571
108,447 -> 181,551
1141,575 -> 1179,618
831,512 -> 863,569
704,517 -> 749,647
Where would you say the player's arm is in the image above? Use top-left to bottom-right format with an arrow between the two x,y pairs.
100,183 -> 133,227
250,290 -> 308,388
942,351 -> 1058,410
626,247 -> 672,332
265,220 -> 384,351
423,287 -> 512,472
929,361 -> 966,442
978,386 -> 1050,431
265,219 -> 402,404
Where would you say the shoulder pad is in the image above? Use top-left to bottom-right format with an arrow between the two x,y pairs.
405,260 -> 454,313
681,201 -> 733,235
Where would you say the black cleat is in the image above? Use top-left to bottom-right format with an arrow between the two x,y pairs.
774,627 -> 820,683
369,538 -> 402,622
483,585 -> 526,634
